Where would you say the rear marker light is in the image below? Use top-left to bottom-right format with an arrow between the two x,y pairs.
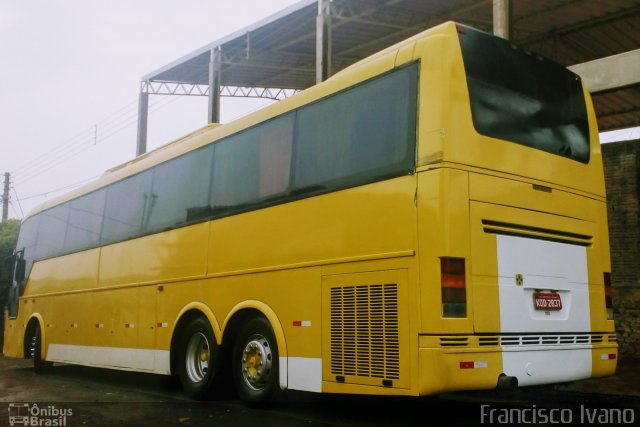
600,353 -> 617,360
460,361 -> 488,369
441,257 -> 467,317
604,272 -> 613,320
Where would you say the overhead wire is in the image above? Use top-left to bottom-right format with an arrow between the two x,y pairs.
11,187 -> 24,218
17,175 -> 101,203
12,95 -> 182,186
12,98 -> 143,180
11,99 -> 140,176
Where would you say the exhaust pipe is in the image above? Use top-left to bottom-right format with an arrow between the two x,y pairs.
496,374 -> 519,390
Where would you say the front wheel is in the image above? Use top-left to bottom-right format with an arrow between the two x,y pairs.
176,317 -> 220,400
232,317 -> 280,405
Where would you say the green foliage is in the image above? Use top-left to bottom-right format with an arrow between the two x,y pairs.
0,219 -> 20,291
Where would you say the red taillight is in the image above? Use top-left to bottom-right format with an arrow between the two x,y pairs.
604,272 -> 613,320
441,257 -> 467,317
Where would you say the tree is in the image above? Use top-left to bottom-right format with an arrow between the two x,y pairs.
0,219 -> 20,351
0,219 -> 20,286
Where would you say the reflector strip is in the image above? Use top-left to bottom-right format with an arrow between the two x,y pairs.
459,361 -> 488,369
292,320 -> 312,327
600,353 -> 617,360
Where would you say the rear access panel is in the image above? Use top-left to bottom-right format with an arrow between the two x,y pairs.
470,201 -> 596,385
322,270 -> 410,390
496,234 -> 590,333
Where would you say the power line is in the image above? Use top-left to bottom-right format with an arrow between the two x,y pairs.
12,98 -> 141,176
12,95 -> 181,187
17,175 -> 101,203
11,187 -> 24,218
12,101 -> 139,178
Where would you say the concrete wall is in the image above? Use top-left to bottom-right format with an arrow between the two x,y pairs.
602,139 -> 640,361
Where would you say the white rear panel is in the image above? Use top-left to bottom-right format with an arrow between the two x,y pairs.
496,235 -> 592,385
496,235 -> 590,333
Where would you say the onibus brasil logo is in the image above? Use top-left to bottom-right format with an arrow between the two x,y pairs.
8,403 -> 72,426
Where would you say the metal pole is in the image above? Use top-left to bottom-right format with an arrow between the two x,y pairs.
136,86 -> 149,156
2,172 -> 9,222
493,0 -> 513,40
208,47 -> 222,124
316,0 -> 332,84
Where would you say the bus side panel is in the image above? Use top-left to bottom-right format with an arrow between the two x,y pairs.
416,168 -> 474,335
3,314 -> 24,358
98,223 -> 208,288
27,248 -> 100,295
207,176 -> 417,277
206,176 -> 417,393
3,249 -> 101,359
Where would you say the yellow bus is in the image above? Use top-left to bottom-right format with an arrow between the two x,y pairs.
3,22 -> 617,403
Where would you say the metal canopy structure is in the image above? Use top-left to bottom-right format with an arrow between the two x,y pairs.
137,0 -> 640,155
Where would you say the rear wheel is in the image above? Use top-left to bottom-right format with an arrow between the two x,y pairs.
176,317 -> 220,399
232,317 -> 280,405
31,324 -> 52,374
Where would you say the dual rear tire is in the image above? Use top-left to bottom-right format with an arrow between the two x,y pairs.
231,317 -> 280,404
177,316 -> 280,404
176,317 -> 220,400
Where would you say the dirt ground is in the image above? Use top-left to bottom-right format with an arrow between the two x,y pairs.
0,355 -> 638,426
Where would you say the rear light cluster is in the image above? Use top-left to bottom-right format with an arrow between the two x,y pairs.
441,257 -> 467,317
604,272 -> 613,320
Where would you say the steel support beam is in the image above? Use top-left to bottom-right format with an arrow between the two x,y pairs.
208,47 -> 222,123
493,0 -> 512,40
569,49 -> 640,93
316,0 -> 332,84
136,89 -> 149,156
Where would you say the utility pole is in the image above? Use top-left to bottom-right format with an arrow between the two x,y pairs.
2,172 -> 9,222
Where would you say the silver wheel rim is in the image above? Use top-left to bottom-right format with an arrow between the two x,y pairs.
241,335 -> 273,391
185,332 -> 210,383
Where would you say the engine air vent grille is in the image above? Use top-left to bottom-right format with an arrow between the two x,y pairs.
330,284 -> 399,380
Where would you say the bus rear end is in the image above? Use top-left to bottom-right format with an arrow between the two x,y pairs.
415,23 -> 616,394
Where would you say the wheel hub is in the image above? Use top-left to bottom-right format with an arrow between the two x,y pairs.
185,332 -> 210,383
241,336 -> 272,390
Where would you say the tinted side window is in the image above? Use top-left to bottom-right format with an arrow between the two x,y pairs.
258,115 -> 294,197
294,64 -> 417,192
15,215 -> 39,277
64,189 -> 106,252
35,204 -> 69,260
147,145 -> 214,232
101,171 -> 153,244
211,114 -> 294,215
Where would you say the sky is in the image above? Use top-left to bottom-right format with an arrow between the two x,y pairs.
0,0 -> 301,219
0,0 -> 638,220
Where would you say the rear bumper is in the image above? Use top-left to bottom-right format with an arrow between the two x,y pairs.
417,335 -> 617,395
